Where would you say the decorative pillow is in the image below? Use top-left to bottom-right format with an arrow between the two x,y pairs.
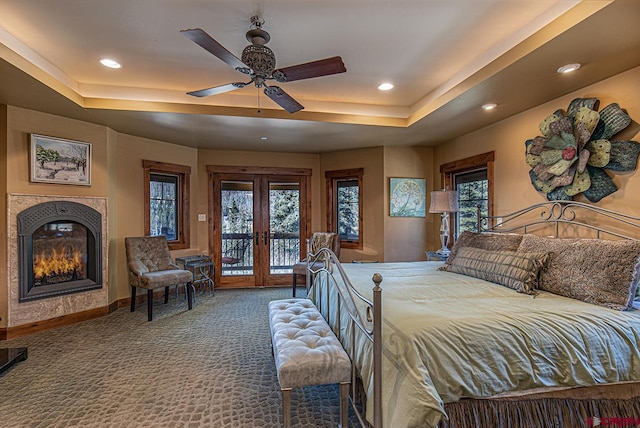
518,234 -> 640,310
442,247 -> 548,295
444,231 -> 524,266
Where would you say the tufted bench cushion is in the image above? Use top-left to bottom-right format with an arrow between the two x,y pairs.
268,298 -> 351,427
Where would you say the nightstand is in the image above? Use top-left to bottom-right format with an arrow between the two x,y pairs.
426,251 -> 449,262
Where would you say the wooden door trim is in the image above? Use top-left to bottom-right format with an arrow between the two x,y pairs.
208,168 -> 311,288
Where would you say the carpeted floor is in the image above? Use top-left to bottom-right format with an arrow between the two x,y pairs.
0,287 -> 360,427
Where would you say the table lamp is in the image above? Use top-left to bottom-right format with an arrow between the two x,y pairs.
429,190 -> 459,255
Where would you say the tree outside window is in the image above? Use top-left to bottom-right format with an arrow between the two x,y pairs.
455,170 -> 488,236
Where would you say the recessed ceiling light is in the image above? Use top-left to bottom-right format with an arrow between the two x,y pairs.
481,103 -> 497,111
557,63 -> 581,74
260,136 -> 268,141
377,82 -> 394,91
100,58 -> 121,69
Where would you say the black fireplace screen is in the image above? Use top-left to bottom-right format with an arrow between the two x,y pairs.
18,201 -> 102,302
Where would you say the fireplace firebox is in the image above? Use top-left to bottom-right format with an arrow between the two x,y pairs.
18,201 -> 102,302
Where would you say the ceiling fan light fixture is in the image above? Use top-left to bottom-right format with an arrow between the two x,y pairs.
557,63 -> 581,74
378,82 -> 394,91
100,58 -> 121,69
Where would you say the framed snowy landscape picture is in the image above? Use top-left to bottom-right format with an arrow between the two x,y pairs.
30,134 -> 91,186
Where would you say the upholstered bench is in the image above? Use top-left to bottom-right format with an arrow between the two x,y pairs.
268,298 -> 351,428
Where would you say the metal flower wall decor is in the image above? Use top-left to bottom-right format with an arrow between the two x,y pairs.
525,98 -> 640,202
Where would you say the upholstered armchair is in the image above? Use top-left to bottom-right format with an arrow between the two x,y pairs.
292,232 -> 341,297
125,236 -> 194,321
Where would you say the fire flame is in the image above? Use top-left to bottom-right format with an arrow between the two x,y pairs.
33,246 -> 84,279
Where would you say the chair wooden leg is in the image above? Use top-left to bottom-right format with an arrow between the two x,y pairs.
187,282 -> 193,310
293,274 -> 297,297
164,286 -> 169,304
339,382 -> 349,428
282,388 -> 291,428
130,286 -> 136,312
147,289 -> 153,321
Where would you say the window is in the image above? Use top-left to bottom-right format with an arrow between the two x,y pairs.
440,152 -> 494,239
454,169 -> 488,236
326,168 -> 363,249
143,160 -> 191,250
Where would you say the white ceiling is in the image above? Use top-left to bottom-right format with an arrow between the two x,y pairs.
0,0 -> 639,153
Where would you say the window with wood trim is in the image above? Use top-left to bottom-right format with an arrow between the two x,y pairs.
326,168 -> 363,249
440,152 -> 494,239
143,160 -> 191,250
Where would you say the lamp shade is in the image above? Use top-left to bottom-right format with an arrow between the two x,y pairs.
429,190 -> 459,213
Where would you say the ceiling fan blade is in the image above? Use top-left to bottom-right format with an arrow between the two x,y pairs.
181,28 -> 249,72
264,86 -> 304,113
273,56 -> 346,82
187,82 -> 247,97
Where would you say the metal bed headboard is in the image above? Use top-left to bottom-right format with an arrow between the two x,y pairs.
305,239 -> 382,428
477,200 -> 640,240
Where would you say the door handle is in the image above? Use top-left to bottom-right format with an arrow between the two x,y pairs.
255,231 -> 259,245
263,231 -> 268,245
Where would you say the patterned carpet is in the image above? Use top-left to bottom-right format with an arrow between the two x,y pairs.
0,288 -> 360,427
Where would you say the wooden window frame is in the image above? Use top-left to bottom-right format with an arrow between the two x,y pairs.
440,152 -> 494,238
143,160 -> 191,250
326,168 -> 364,250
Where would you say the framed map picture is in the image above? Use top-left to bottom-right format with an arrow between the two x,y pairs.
30,134 -> 91,186
389,178 -> 426,217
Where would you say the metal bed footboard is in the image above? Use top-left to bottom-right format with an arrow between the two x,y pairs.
305,240 -> 382,428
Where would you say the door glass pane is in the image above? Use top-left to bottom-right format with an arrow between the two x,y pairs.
221,181 -> 254,276
269,182 -> 300,274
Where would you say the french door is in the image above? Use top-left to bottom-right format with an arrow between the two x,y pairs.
208,166 -> 310,288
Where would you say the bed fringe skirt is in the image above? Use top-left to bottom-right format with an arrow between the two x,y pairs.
439,397 -> 640,428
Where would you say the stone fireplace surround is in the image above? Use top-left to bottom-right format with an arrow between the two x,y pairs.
7,194 -> 108,330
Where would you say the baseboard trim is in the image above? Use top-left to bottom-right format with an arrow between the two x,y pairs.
1,302 -> 119,340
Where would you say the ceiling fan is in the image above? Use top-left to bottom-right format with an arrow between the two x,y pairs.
181,16 -> 347,114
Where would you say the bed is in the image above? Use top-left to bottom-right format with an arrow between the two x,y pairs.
305,201 -> 640,428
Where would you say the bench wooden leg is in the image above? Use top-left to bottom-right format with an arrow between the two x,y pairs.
339,382 -> 349,428
282,388 -> 292,428
147,289 -> 153,321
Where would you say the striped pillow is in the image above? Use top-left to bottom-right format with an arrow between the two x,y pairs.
444,247 -> 548,295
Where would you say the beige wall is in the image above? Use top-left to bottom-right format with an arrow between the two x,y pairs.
320,146 -> 385,262
2,107 -> 110,328
383,145 -> 435,262
432,66 -> 640,250
113,133 -> 199,301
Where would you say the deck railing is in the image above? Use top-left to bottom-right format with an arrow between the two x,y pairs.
221,232 -> 300,275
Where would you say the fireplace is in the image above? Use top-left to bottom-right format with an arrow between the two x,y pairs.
17,201 -> 103,302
